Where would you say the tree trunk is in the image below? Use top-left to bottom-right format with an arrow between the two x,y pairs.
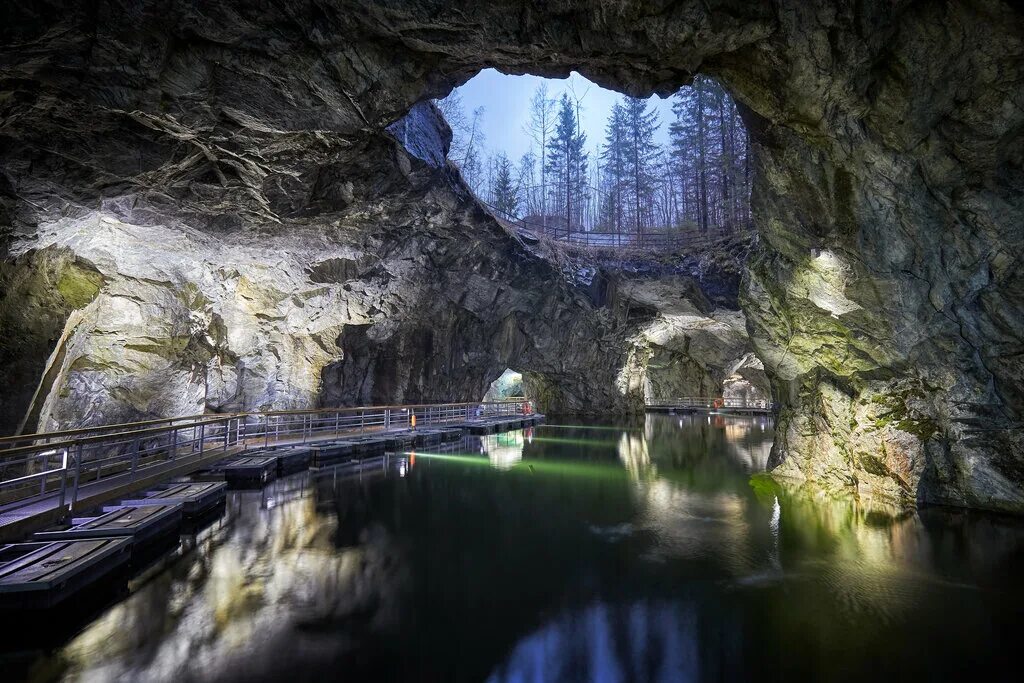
718,95 -> 730,233
697,83 -> 709,234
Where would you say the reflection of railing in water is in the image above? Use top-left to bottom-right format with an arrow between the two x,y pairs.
0,401 -> 529,519
645,397 -> 775,413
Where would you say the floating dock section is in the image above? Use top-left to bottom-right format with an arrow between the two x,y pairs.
455,414 -> 544,434
32,504 -> 183,547
201,455 -> 279,488
307,442 -> 358,468
120,482 -> 227,516
0,538 -> 132,610
266,448 -> 312,474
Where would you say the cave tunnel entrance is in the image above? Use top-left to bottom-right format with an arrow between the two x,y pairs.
483,368 -> 525,402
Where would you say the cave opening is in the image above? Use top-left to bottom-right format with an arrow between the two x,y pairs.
429,68 -> 754,252
483,368 -> 524,402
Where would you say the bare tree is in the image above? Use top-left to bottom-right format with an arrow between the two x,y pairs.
525,83 -> 557,226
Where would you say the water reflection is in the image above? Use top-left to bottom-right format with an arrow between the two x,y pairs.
48,474 -> 407,682
17,416 -> 1024,681
482,431 -> 525,470
488,601 -> 701,683
616,431 -> 652,480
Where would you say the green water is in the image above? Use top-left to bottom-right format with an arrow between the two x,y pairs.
20,414 -> 1024,681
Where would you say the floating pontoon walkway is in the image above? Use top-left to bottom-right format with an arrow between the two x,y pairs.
0,402 -> 543,542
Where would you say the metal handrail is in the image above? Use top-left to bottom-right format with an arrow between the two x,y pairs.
0,400 -> 525,449
0,400 -> 530,517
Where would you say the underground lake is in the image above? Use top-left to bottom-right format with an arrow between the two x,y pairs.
6,414 -> 1024,682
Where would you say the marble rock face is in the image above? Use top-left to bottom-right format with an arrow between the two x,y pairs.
1,100 -> 748,432
1,1 -> 1022,512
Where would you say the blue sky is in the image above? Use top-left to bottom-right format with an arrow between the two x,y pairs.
449,68 -> 677,163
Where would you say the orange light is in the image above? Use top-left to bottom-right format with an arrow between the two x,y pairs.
410,453 -> 416,467
411,414 -> 416,428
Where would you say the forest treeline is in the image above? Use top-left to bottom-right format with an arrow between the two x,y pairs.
435,76 -> 752,238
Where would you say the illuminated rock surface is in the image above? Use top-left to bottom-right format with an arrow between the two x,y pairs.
1,1 -> 1022,511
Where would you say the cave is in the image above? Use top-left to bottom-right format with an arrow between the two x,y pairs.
1,1 -> 1021,514
1,1 -> 1023,677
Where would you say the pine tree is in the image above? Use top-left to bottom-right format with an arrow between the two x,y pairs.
546,94 -> 588,235
492,152 -> 520,218
670,76 -> 714,232
621,96 -> 661,236
599,102 -> 628,234
517,152 -> 539,216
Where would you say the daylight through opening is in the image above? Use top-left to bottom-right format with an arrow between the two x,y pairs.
436,69 -> 752,251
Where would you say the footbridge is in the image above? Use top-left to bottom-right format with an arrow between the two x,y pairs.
0,401 -> 540,542
645,397 -> 775,416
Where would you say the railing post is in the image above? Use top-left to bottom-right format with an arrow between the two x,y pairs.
224,418 -> 230,450
130,435 -> 140,476
384,408 -> 391,431
58,448 -> 69,512
199,424 -> 206,457
68,442 -> 83,513
39,453 -> 48,497
171,427 -> 178,461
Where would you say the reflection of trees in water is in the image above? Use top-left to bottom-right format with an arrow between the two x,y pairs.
52,475 -> 407,682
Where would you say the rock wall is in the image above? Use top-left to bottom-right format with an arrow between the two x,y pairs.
1,1 -> 1022,512
1,102 -> 746,429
